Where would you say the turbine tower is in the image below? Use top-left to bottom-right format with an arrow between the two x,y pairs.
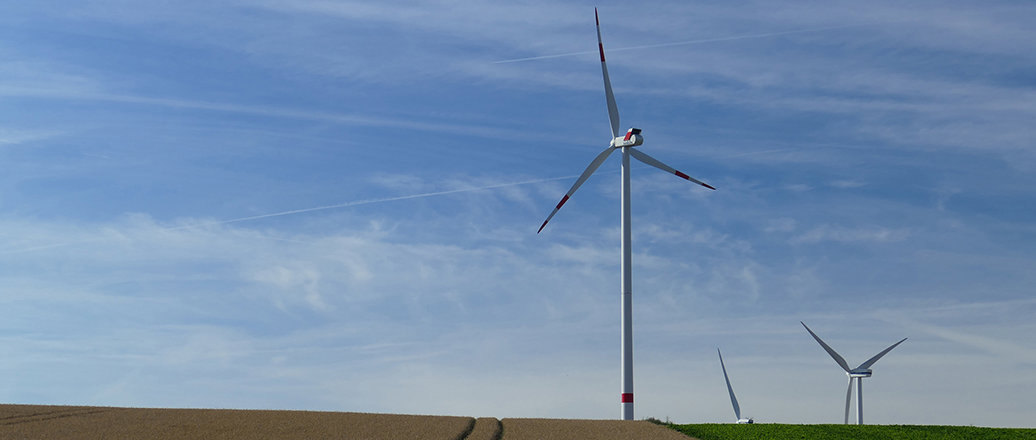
800,321 -> 907,424
538,9 -> 715,421
718,348 -> 753,424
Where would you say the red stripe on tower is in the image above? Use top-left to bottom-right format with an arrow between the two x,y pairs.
621,393 -> 634,403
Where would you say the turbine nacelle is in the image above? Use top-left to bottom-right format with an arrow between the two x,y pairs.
849,369 -> 873,378
611,128 -> 644,148
737,418 -> 754,424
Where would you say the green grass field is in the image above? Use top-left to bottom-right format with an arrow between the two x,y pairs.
670,423 -> 1036,440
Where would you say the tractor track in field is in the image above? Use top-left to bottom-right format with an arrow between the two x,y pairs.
461,417 -> 503,440
0,404 -> 691,439
0,406 -> 114,426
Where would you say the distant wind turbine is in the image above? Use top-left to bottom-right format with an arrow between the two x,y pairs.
537,9 -> 715,421
717,348 -> 753,424
800,321 -> 907,424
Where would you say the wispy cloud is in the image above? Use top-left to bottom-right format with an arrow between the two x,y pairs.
0,128 -> 63,149
0,88 -> 530,140
830,180 -> 866,189
492,22 -> 878,64
899,318 -> 1036,366
791,225 -> 910,244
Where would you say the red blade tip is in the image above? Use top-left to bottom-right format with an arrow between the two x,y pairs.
556,194 -> 570,210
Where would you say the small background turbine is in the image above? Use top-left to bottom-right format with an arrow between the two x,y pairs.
717,348 -> 753,424
801,321 -> 907,424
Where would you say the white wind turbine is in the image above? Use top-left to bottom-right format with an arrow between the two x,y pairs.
800,321 -> 907,425
537,9 -> 716,421
717,348 -> 753,424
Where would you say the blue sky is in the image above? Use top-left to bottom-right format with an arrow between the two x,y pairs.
2,0 -> 1034,427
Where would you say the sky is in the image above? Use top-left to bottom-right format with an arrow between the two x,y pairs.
1,0 -> 1034,428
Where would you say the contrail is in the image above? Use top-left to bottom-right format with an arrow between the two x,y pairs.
493,23 -> 872,64
2,174 -> 578,254
493,49 -> 600,64
202,174 -> 577,227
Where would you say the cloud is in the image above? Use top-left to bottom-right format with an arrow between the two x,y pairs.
492,22 -> 876,64
10,0 -> 1034,168
0,128 -> 62,146
764,218 -> 797,233
899,317 -> 1036,366
830,180 -> 866,189
0,87 -> 531,140
791,225 -> 910,244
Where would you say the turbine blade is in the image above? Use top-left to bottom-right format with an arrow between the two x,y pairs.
801,322 -> 852,373
856,337 -> 908,370
629,148 -> 716,190
718,348 -> 742,421
537,146 -> 616,233
844,376 -> 853,424
596,8 -> 620,139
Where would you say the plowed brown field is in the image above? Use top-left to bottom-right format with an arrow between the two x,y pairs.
501,418 -> 693,440
0,405 -> 473,440
0,404 -> 693,440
